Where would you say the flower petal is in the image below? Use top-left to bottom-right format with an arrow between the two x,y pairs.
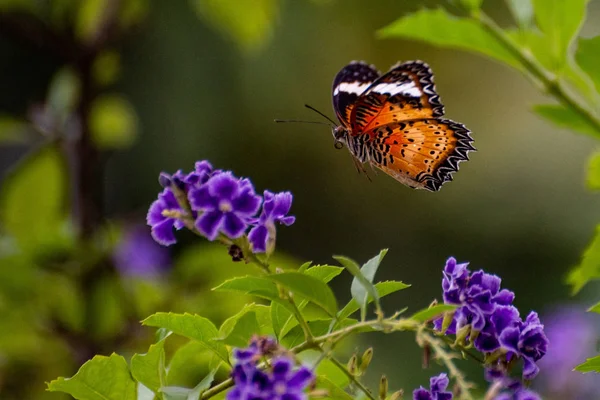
189,186 -> 216,211
196,210 -> 224,240
287,366 -> 314,390
272,357 -> 293,380
208,172 -> 240,200
412,388 -> 433,400
223,213 -> 247,238
429,373 -> 449,392
248,225 -> 268,253
151,219 -> 177,246
233,188 -> 262,215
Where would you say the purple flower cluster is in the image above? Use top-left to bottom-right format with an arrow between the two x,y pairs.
228,338 -> 314,400
490,378 -> 541,400
413,373 -> 452,400
436,258 -> 548,381
147,161 -> 294,253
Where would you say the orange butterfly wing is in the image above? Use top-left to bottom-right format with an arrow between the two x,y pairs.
366,118 -> 474,191
350,61 -> 443,134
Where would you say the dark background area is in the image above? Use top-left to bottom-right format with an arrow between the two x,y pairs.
1,0 -> 599,398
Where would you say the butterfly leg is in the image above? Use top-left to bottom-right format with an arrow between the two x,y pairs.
351,157 -> 372,182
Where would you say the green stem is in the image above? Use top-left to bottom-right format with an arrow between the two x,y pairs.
417,329 -> 475,400
476,12 -> 600,134
287,295 -> 314,343
200,378 -> 233,399
329,356 -> 377,400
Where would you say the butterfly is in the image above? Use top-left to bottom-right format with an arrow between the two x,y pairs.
330,60 -> 475,191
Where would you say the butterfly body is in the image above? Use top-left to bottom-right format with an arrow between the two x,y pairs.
331,60 -> 475,191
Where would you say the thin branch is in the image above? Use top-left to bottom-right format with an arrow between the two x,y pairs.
329,356 -> 377,400
417,329 -> 475,400
476,12 -> 600,134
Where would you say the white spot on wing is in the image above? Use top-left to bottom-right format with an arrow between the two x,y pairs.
372,81 -> 422,98
333,81 -> 372,96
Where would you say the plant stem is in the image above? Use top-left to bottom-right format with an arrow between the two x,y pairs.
417,329 -> 475,400
329,356 -> 377,400
287,295 -> 314,343
200,377 -> 233,399
477,12 -> 600,135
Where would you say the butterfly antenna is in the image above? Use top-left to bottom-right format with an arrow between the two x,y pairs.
274,119 -> 330,125
304,104 -> 338,126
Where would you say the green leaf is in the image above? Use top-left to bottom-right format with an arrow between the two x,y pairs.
587,152 -> 600,191
338,280 -> 410,321
161,369 -> 217,400
142,312 -> 229,364
568,225 -> 600,293
304,265 -> 344,282
190,0 -> 279,53
576,36 -> 600,92
351,249 -> 387,319
0,145 -> 67,250
334,252 -> 383,320
90,94 -> 139,149
532,104 -> 600,138
506,0 -> 534,27
587,302 -> 600,314
271,301 -> 291,339
213,276 -> 293,312
266,272 -> 338,316
315,376 -> 353,400
47,354 -> 136,400
377,8 -> 520,68
315,358 -> 350,389
410,304 -> 457,323
574,355 -> 600,373
131,337 -> 168,394
218,311 -> 260,347
166,341 -> 217,386
532,0 -> 590,66
274,265 -> 344,337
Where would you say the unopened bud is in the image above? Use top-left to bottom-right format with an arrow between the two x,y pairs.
379,375 -> 388,400
441,310 -> 456,334
359,347 -> 374,374
158,172 -> 172,188
455,324 -> 471,346
388,389 -> 404,400
422,343 -> 431,369
347,354 -> 358,375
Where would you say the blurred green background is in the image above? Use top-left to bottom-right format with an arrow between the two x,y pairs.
0,0 -> 599,399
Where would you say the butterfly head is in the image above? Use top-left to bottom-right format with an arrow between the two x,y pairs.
332,125 -> 348,149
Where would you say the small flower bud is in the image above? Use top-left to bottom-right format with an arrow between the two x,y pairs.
441,310 -> 455,334
158,172 -> 172,188
388,389 -> 404,400
347,354 -> 358,375
359,347 -> 374,374
379,375 -> 388,400
455,324 -> 471,346
422,343 -> 431,368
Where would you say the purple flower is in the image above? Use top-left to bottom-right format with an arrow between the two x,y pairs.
490,379 -> 541,400
269,357 -> 313,400
113,225 -> 170,277
413,373 -> 453,400
189,172 -> 262,241
494,388 -> 541,400
498,312 -> 548,380
248,191 -> 295,253
228,339 -> 314,400
147,188 -> 185,246
435,257 -> 548,383
535,307 -> 600,399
